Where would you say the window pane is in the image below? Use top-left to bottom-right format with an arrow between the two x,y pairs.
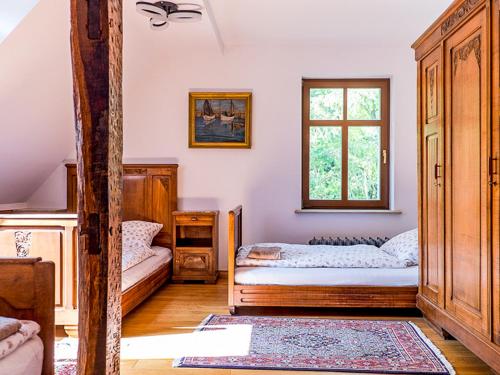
310,88 -> 343,120
309,127 -> 342,200
348,126 -> 381,200
347,88 -> 381,120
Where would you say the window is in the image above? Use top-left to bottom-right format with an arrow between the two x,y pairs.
302,79 -> 390,209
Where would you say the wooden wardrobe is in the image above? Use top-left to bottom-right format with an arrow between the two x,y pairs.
413,0 -> 500,371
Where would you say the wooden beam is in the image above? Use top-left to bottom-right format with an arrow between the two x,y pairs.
202,0 -> 225,55
70,0 -> 123,374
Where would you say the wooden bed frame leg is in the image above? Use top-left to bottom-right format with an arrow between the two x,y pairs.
441,328 -> 455,340
229,306 -> 238,315
228,206 -> 242,318
424,317 -> 456,340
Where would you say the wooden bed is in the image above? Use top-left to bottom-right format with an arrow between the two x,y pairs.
228,206 -> 417,314
66,164 -> 178,328
48,164 -> 178,336
0,257 -> 55,375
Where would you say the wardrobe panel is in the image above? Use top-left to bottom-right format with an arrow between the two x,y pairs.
492,0 -> 500,346
420,47 -> 444,306
444,11 -> 490,336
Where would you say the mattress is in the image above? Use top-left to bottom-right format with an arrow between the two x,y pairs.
122,246 -> 172,292
0,335 -> 43,375
235,266 -> 419,287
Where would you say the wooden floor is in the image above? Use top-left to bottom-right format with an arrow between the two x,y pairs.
113,275 -> 493,374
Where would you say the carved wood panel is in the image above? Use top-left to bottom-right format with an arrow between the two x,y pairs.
175,248 -> 213,276
426,64 -> 439,121
0,230 -> 64,307
444,13 -> 490,337
441,0 -> 481,36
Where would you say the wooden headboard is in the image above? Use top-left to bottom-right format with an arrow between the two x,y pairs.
0,258 -> 55,375
66,164 -> 178,249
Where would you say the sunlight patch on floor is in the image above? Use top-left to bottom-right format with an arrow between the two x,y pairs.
56,324 -> 252,360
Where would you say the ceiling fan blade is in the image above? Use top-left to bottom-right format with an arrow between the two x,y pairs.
136,2 -> 167,19
150,17 -> 170,30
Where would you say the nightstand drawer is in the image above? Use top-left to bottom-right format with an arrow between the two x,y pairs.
175,215 -> 214,226
174,248 -> 214,276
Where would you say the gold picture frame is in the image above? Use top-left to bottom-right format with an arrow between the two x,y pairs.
189,92 -> 252,148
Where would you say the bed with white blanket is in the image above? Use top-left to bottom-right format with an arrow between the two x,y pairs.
228,206 -> 419,314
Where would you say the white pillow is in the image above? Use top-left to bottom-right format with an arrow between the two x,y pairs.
122,221 -> 163,271
380,228 -> 419,266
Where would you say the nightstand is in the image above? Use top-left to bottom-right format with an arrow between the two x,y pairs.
172,210 -> 219,283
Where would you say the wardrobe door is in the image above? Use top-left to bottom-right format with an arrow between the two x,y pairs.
444,10 -> 490,337
492,0 -> 500,346
419,46 -> 444,307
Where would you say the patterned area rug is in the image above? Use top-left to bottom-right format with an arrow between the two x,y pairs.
55,360 -> 77,375
55,338 -> 77,375
174,315 -> 455,374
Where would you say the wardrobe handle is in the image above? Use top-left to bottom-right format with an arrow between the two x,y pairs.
434,164 -> 442,179
433,164 -> 442,187
489,156 -> 498,187
489,156 -> 498,175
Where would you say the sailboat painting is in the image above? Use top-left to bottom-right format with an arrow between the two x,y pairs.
189,92 -> 252,148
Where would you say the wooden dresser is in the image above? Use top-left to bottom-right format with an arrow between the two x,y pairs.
413,0 -> 500,371
172,210 -> 219,283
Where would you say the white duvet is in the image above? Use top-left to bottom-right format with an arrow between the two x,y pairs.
236,243 -> 410,268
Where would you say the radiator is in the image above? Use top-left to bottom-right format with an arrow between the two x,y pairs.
308,236 -> 390,247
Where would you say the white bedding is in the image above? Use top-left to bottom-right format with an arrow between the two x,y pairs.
0,335 -> 43,375
236,243 -> 410,268
0,320 -> 40,360
122,246 -> 172,292
235,266 -> 419,286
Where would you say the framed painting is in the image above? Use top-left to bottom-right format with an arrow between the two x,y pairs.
189,92 -> 252,148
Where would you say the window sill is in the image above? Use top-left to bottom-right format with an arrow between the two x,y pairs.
295,209 -> 402,214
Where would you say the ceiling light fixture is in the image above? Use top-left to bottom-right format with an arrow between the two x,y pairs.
136,1 -> 202,30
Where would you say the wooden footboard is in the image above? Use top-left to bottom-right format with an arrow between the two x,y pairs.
227,205 -> 417,313
228,205 -> 242,312
0,258 -> 55,375
122,261 -> 172,316
233,285 -> 417,309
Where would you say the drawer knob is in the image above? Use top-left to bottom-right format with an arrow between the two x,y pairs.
191,217 -> 198,221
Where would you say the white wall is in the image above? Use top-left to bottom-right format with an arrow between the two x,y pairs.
27,163 -> 68,208
28,43 -> 418,270
0,203 -> 28,210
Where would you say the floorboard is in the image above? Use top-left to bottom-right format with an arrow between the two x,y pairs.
78,274 -> 495,374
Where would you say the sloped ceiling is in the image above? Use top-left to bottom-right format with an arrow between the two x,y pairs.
0,0 -> 39,43
0,0 -> 453,204
210,0 -> 453,48
0,0 -> 74,203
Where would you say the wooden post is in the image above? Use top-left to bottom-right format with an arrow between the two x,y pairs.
70,0 -> 123,374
